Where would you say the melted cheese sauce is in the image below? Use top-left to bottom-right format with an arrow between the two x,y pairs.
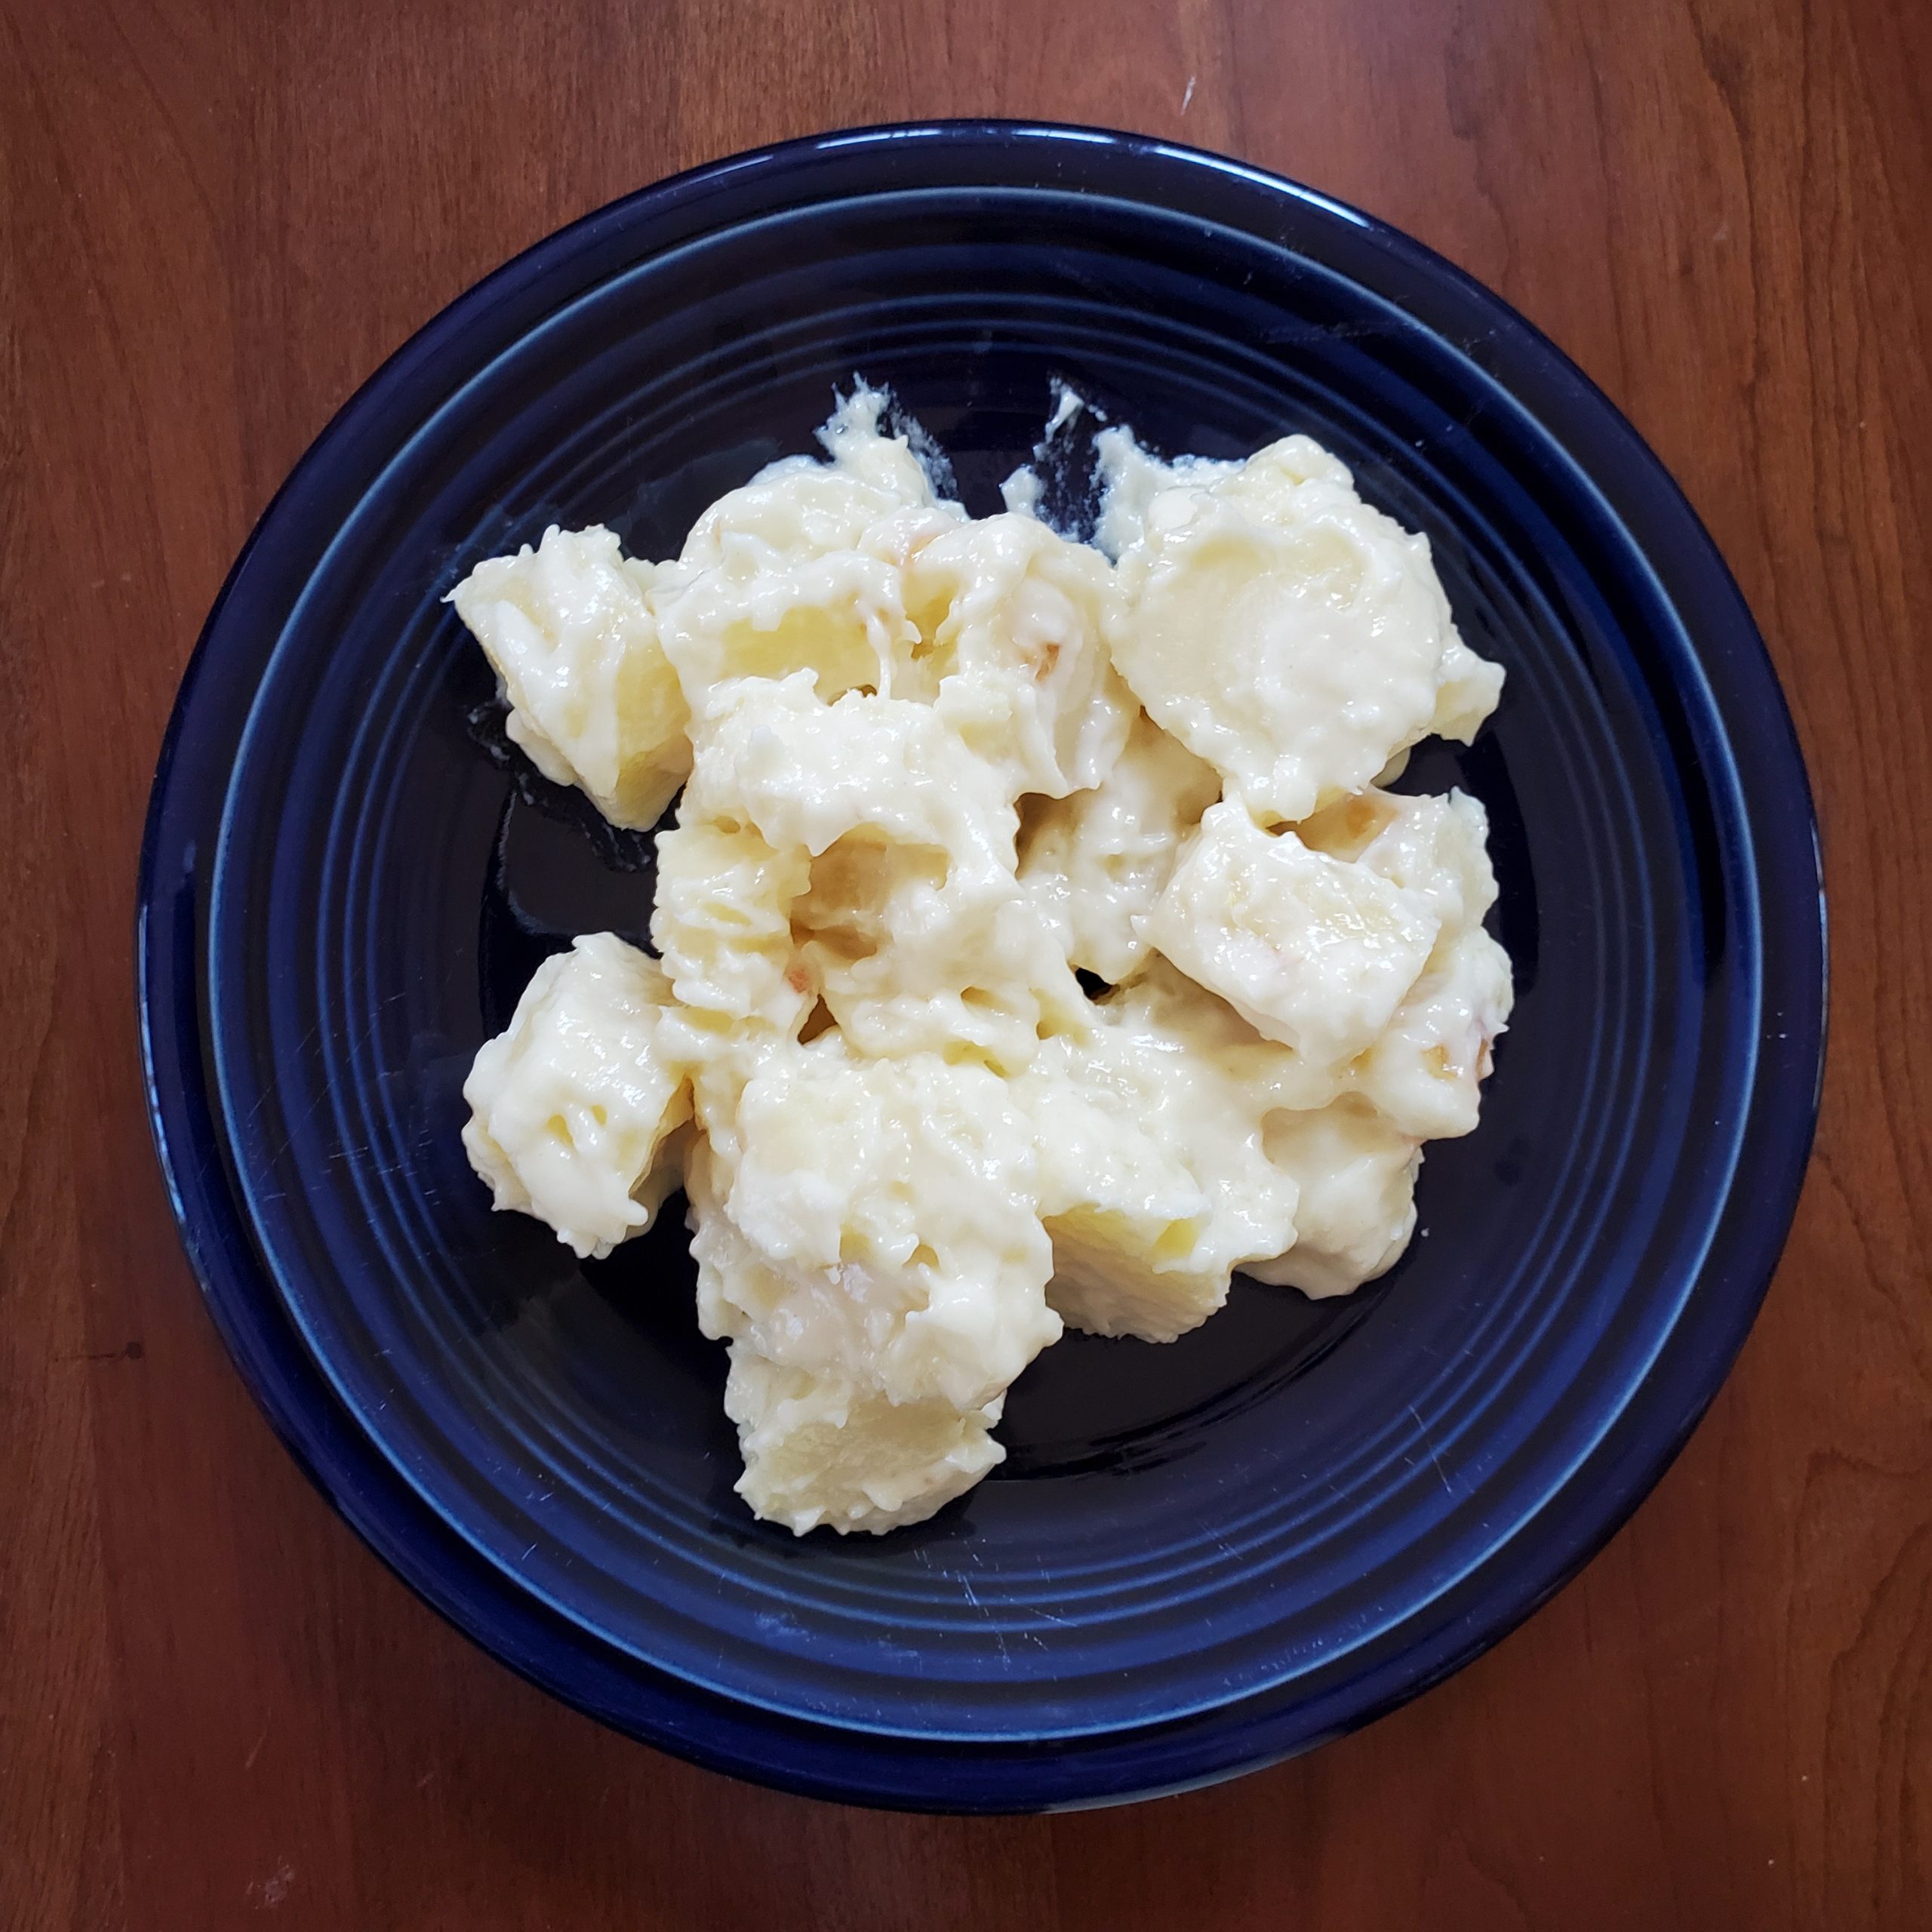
451,391 -> 1511,1534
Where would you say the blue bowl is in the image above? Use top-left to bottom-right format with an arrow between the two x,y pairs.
138,122 -> 1826,1810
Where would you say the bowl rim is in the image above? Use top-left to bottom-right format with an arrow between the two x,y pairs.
136,117 -> 1828,1813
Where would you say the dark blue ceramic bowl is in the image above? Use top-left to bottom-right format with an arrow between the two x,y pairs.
139,123 -> 1825,1811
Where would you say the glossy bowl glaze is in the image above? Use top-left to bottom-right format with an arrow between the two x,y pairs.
139,122 -> 1825,1810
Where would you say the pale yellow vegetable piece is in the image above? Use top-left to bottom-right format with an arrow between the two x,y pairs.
448,525 -> 691,829
723,1346 -> 1004,1537
902,511 -> 1134,798
1019,708 -> 1220,985
1104,432 -> 1502,823
1020,999 -> 1299,1342
692,1045 -> 1058,1411
659,388 -> 964,715
1300,787 -> 1515,1137
1248,1099 -> 1422,1300
462,934 -> 691,1259
1145,801 -> 1440,1070
651,804 -> 814,1035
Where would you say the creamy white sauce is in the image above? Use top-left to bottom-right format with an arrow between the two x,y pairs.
451,391 -> 1510,1534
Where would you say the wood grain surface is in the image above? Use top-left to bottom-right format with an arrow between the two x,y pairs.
3,0 -> 1927,1925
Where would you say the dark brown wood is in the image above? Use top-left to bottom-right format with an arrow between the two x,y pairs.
4,1 -> 1927,1924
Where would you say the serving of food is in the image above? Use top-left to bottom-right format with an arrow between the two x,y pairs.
140,125 -> 1820,1806
451,388 -> 1512,1535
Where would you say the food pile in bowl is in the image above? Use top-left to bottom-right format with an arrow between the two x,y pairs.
452,386 -> 1510,1536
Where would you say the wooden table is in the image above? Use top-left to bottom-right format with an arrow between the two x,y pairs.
5,1 -> 1926,1924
